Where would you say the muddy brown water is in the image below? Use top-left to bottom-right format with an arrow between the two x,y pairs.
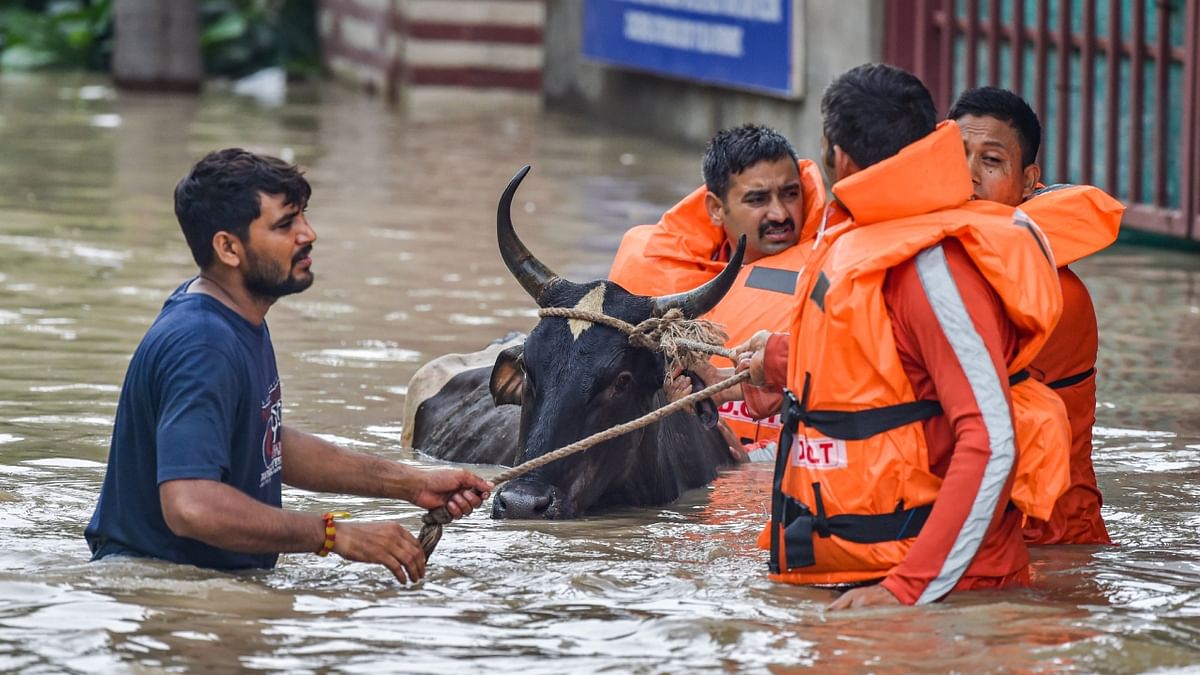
0,73 -> 1197,673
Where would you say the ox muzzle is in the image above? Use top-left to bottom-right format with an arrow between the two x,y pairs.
492,477 -> 570,519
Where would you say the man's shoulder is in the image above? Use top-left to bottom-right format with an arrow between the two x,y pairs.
613,223 -> 657,257
144,292 -> 248,356
610,224 -> 723,295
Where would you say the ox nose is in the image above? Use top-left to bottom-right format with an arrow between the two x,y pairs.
492,481 -> 559,519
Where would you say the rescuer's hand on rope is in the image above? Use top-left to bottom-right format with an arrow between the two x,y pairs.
735,349 -> 769,386
732,330 -> 774,386
407,468 -> 493,519
730,330 -> 772,363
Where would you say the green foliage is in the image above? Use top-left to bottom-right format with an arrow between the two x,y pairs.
0,0 -> 112,71
201,0 -> 320,78
0,0 -> 320,76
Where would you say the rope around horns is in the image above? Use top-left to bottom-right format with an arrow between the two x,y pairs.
416,307 -> 751,559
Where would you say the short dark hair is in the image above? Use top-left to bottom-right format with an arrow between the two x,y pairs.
174,148 -> 311,268
948,86 -> 1042,167
821,63 -> 937,169
702,123 -> 798,200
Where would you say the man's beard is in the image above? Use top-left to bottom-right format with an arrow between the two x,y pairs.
243,246 -> 314,300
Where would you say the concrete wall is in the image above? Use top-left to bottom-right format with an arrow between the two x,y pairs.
542,0 -> 885,162
319,0 -> 544,102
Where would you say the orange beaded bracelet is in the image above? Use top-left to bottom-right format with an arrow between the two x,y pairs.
316,511 -> 351,556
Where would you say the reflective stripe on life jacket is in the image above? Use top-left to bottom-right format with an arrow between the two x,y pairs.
762,201 -> 1069,587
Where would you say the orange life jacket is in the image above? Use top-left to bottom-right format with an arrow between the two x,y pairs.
1021,183 -> 1123,267
1019,183 -> 1123,545
761,123 -> 1069,586
705,242 -> 808,444
608,159 -> 826,444
609,159 -> 826,296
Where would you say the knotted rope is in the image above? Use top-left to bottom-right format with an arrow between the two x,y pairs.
417,307 -> 751,558
540,307 -> 733,373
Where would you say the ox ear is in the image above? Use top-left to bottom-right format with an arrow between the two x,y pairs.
490,344 -> 525,406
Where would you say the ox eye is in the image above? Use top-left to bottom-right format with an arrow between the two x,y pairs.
611,371 -> 633,397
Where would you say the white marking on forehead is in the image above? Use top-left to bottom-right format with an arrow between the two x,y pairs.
568,284 -> 606,339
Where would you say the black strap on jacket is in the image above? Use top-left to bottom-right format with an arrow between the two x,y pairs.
769,388 -> 933,573
768,390 -> 801,573
1047,367 -> 1095,390
793,370 -> 1033,442
795,374 -> 941,441
768,368 -> 1040,573
1010,367 -> 1094,390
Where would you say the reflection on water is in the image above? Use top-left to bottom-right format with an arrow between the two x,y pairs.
0,72 -> 1197,672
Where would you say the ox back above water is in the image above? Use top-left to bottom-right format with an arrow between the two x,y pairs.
408,166 -> 748,520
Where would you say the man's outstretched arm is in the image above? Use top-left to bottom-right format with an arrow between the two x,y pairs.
279,426 -> 492,517
159,478 -> 431,583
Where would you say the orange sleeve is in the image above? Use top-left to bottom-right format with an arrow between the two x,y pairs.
1029,267 -> 1097,384
1023,267 -> 1109,544
878,241 -> 1027,605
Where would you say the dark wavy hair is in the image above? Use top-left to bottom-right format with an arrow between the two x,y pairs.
948,86 -> 1042,167
821,63 -> 937,169
702,123 -> 798,200
174,148 -> 311,268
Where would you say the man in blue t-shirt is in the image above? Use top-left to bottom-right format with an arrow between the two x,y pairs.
86,148 -> 492,583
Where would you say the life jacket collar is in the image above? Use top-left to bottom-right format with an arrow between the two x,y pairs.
641,158 -> 828,264
831,121 -> 974,227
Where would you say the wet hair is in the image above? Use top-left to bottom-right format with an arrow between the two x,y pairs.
702,123 -> 798,200
821,63 -> 937,170
948,86 -> 1042,167
174,148 -> 311,268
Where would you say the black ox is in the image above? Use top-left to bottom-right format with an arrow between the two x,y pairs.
411,166 -> 746,519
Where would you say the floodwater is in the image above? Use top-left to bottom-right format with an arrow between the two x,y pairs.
0,72 -> 1197,673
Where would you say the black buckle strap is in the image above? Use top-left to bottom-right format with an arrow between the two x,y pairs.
797,374 -> 941,441
1009,367 -> 1094,390
769,389 -> 803,574
791,370 -> 1032,442
776,489 -> 933,572
1048,367 -> 1095,390
769,386 -> 934,573
799,401 -> 943,441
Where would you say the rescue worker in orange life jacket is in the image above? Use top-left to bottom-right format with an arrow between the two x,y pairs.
948,87 -> 1121,545
732,64 -> 1064,609
609,124 -> 826,461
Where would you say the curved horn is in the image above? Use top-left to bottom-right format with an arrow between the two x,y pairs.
498,165 -> 558,302
652,234 -> 746,318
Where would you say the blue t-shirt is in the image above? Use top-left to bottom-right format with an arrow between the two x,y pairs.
85,279 -> 284,569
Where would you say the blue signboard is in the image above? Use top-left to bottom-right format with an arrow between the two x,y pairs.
582,0 -> 804,98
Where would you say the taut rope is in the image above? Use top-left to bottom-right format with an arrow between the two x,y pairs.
416,307 -> 751,558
